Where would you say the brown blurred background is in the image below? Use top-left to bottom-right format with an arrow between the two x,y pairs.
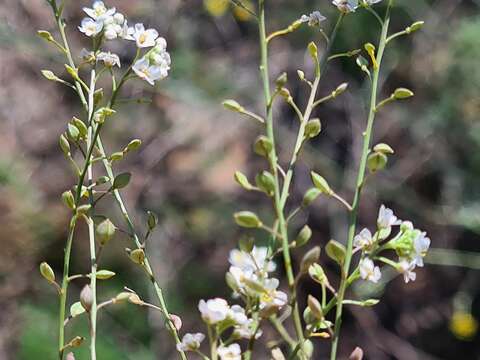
1,0 -> 480,359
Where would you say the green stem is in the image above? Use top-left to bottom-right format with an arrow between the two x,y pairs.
329,3 -> 393,360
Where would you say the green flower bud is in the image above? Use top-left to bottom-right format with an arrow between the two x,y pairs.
62,190 -> 75,210
115,292 -> 132,302
37,30 -> 54,42
406,21 -> 424,34
310,171 -> 333,195
223,99 -> 244,112
334,82 -> 349,96
255,170 -> 276,196
125,139 -> 142,152
275,72 -> 288,88
307,295 -> 323,320
41,69 -> 58,81
305,119 -> 322,139
110,152 -> 124,161
325,239 -> 346,265
297,70 -> 305,81
234,211 -> 262,228
93,88 -> 104,106
367,152 -> 388,172
59,134 -> 70,155
76,204 -> 91,215
254,136 -> 273,157
302,188 -> 321,207
393,88 -> 414,99
308,42 -> 318,61
95,270 -> 116,280
373,143 -> 394,155
40,262 -> 55,283
67,123 -> 80,141
96,218 -> 116,246
64,64 -> 80,81
295,225 -> 312,247
71,117 -> 87,138
308,263 -> 328,285
300,246 -> 321,273
234,171 -> 253,191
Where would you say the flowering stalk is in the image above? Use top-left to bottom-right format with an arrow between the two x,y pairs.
329,1 -> 393,358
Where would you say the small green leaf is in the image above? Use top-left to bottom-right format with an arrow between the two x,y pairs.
113,172 -> 131,189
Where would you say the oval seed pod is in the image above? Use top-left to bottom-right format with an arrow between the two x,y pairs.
80,285 -> 93,312
40,262 -> 55,283
96,218 -> 116,246
234,211 -> 262,228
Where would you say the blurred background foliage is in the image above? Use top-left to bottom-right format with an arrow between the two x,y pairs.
0,0 -> 480,359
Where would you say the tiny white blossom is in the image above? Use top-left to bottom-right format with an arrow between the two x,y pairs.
78,18 -> 103,37
130,23 -> 159,48
120,20 -> 135,40
354,228 -> 374,250
259,278 -> 288,313
218,343 -> 242,360
113,13 -> 125,25
359,258 -> 381,283
104,23 -> 122,40
398,259 -> 417,283
97,51 -> 120,68
413,232 -> 430,267
377,205 -> 401,229
234,319 -> 262,339
229,305 -> 248,325
332,0 -> 359,13
300,11 -> 326,26
132,57 -> 168,85
198,298 -> 230,324
229,246 -> 276,274
83,1 -> 116,21
176,333 -> 205,352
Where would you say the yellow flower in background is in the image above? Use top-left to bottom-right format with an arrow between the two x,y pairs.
449,312 -> 478,341
204,0 -> 229,17
233,0 -> 254,22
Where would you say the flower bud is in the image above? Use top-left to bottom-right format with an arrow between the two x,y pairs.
128,293 -> 144,305
295,225 -> 312,247
334,82 -> 349,96
41,69 -> 58,81
125,139 -> 142,152
223,99 -> 244,113
40,262 -> 55,283
367,152 -> 388,172
67,123 -> 80,141
326,240 -> 346,265
62,190 -> 75,210
275,72 -> 288,88
66,353 -> 76,360
308,42 -> 318,61
76,204 -> 91,215
254,136 -> 273,157
110,152 -> 124,161
93,88 -> 104,106
305,119 -> 321,139
115,292 -> 132,303
255,171 -> 275,196
271,348 -> 286,360
129,249 -> 145,265
373,143 -> 394,155
297,70 -> 305,81
406,21 -> 424,34
234,211 -> 262,228
95,270 -> 116,280
393,88 -> 414,99
147,210 -> 158,231
37,30 -> 54,42
170,314 -> 183,331
71,117 -> 87,138
96,218 -> 116,246
310,171 -> 333,195
80,285 -> 93,312
300,246 -> 321,273
59,134 -> 71,155
64,64 -> 80,81
308,263 -> 328,285
278,88 -> 291,101
302,188 -> 321,207
234,171 -> 253,191
96,176 -> 110,185
307,295 -> 323,319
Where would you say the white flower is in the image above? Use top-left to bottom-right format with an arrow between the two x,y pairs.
78,18 -> 103,37
413,232 -> 430,267
332,0 -> 359,12
259,278 -> 288,313
130,23 -> 159,48
359,258 -> 381,283
113,13 -> 125,25
104,23 -> 122,40
234,319 -> 262,339
83,1 -> 116,21
198,298 -> 230,324
229,305 -> 248,325
97,51 -> 120,67
218,343 -> 242,360
133,57 -> 168,85
229,246 -> 276,274
377,205 -> 401,229
354,228 -> 374,250
300,11 -> 326,26
176,333 -> 205,352
398,259 -> 416,283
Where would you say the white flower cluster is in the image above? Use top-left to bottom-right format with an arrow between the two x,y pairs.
356,205 -> 431,284
332,0 -> 382,13
78,1 -> 171,85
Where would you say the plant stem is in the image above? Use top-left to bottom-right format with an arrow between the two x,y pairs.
257,1 -> 305,357
329,3 -> 393,359
86,69 -> 98,360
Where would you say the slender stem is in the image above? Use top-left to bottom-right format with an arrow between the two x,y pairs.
270,317 -> 296,348
208,326 -> 217,360
329,3 -> 393,359
257,2 -> 305,357
86,69 -> 98,360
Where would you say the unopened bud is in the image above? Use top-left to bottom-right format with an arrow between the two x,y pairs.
255,171 -> 275,196
96,218 -> 116,246
234,171 -> 253,190
406,21 -> 424,34
393,88 -> 414,99
80,285 -> 93,312
300,246 -> 321,273
367,152 -> 388,172
307,295 -> 323,319
302,188 -> 321,207
62,190 -> 75,210
234,211 -> 262,228
310,171 -> 333,195
295,225 -> 312,247
253,135 -> 273,157
305,119 -> 321,139
147,210 -> 158,231
275,72 -> 288,88
40,262 -> 55,283
326,240 -> 346,266
223,99 -> 244,112
373,143 -> 394,155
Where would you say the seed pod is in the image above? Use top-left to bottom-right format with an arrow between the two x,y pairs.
95,270 -> 116,280
255,171 -> 275,196
125,139 -> 142,152
300,246 -> 321,273
305,119 -> 321,139
147,210 -> 158,231
96,219 -> 116,246
234,211 -> 262,228
59,134 -> 70,155
234,171 -> 253,191
367,152 -> 388,172
254,135 -> 273,157
110,152 -> 124,161
308,263 -> 328,285
80,285 -> 93,312
393,88 -> 414,99
310,171 -> 333,195
129,249 -> 145,265
373,143 -> 394,155
275,72 -> 288,88
295,225 -> 312,247
40,262 -> 55,283
113,172 -> 131,189
115,292 -> 132,303
326,240 -> 346,266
